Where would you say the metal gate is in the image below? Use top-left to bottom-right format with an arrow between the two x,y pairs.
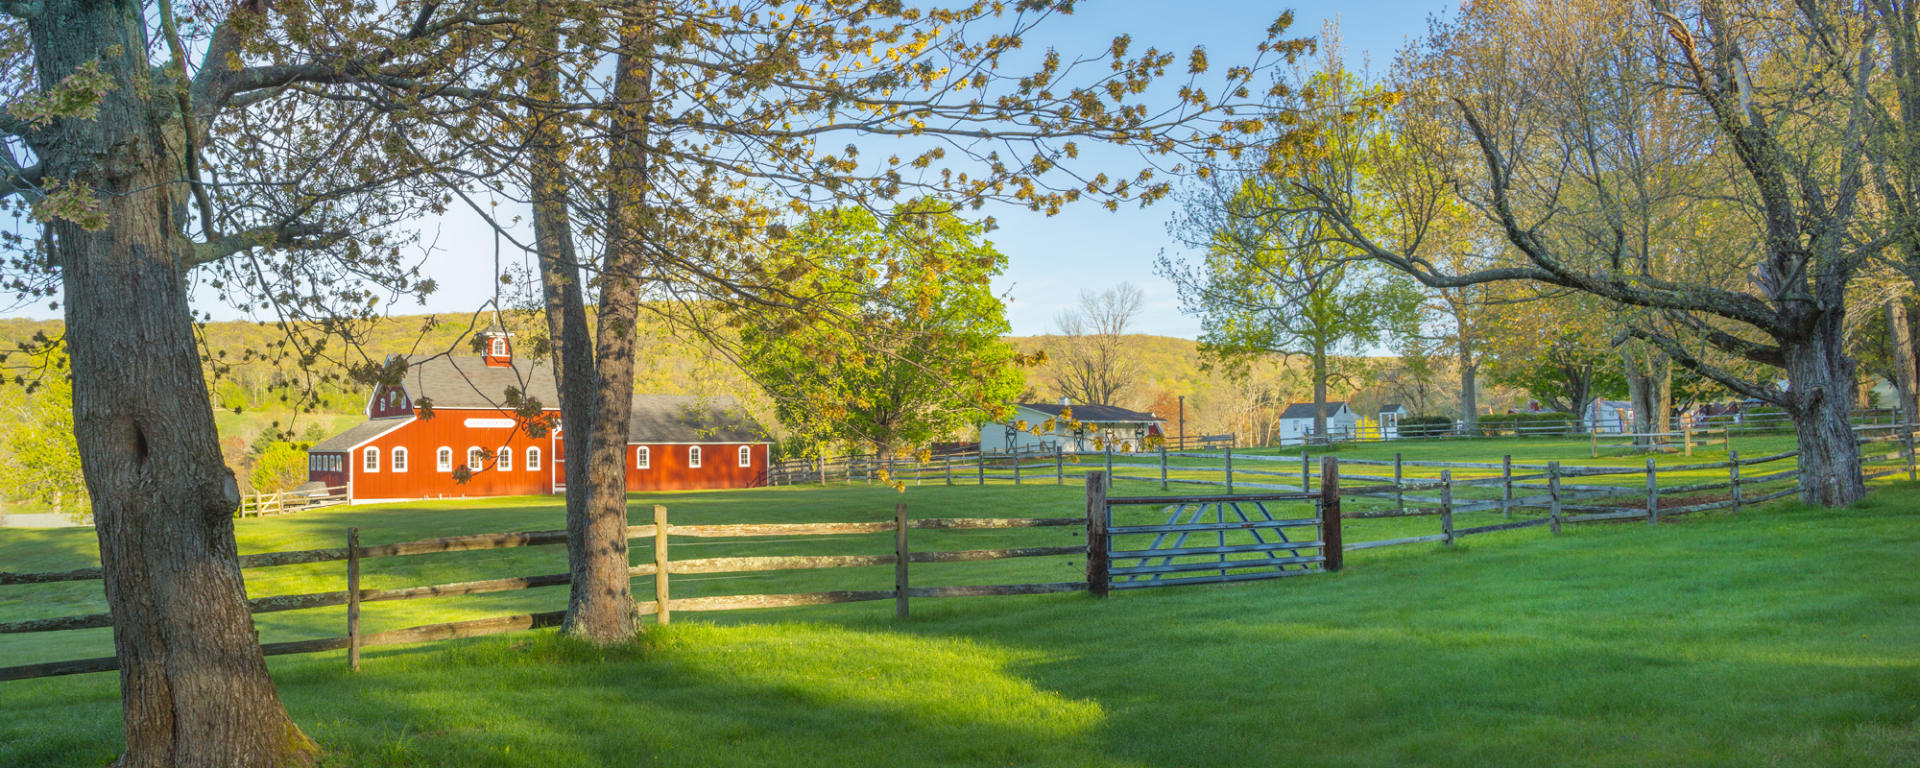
1089,484 -> 1343,594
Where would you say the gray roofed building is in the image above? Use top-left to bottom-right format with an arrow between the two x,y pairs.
1015,402 -> 1161,423
311,419 -> 411,452
397,354 -> 560,410
1280,401 -> 1349,420
627,394 -> 771,443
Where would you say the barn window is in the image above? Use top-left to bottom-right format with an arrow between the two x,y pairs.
491,337 -> 507,356
437,447 -> 452,472
467,447 -> 485,472
527,447 -> 542,471
363,447 -> 379,473
738,446 -> 751,467
392,447 -> 408,472
636,447 -> 650,469
689,446 -> 702,468
498,446 -> 513,471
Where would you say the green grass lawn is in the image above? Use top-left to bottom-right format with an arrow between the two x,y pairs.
2,437 -> 1918,766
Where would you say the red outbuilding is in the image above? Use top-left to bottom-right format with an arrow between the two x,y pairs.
304,327 -> 772,503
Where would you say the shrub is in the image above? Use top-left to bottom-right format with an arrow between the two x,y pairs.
1398,415 -> 1454,438
1478,412 -> 1578,436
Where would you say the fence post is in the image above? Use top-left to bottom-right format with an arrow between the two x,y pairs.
1394,453 -> 1404,515
1105,444 -> 1113,480
1085,471 -> 1109,598
1729,449 -> 1742,514
1320,456 -> 1343,572
1548,462 -> 1562,535
654,504 -> 671,625
1300,451 -> 1311,493
1440,470 -> 1454,546
1225,444 -> 1234,495
1906,427 -> 1916,482
1591,429 -> 1599,459
347,526 -> 361,672
1056,446 -> 1065,485
1014,449 -> 1022,485
1160,442 -> 1168,490
1501,454 -> 1513,518
945,452 -> 952,486
1684,425 -> 1693,457
977,451 -> 985,486
1645,457 -> 1658,525
894,502 -> 909,619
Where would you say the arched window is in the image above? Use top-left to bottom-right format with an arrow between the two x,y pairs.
497,446 -> 513,471
526,447 -> 542,471
467,447 -> 485,472
491,337 -> 507,356
437,447 -> 453,472
363,446 -> 379,473
738,446 -> 751,467
688,446 -> 702,468
392,447 -> 408,472
636,447 -> 650,469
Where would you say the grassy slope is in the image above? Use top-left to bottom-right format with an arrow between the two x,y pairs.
2,437 -> 1917,766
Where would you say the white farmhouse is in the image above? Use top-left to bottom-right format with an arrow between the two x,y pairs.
1277,401 -> 1361,444
979,399 -> 1164,454
1584,399 -> 1633,433
1377,403 -> 1410,440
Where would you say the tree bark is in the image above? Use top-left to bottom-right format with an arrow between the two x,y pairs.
1784,317 -> 1866,505
31,2 -> 315,763
562,10 -> 654,644
1457,339 -> 1478,436
1310,342 -> 1328,441
1620,344 -> 1669,449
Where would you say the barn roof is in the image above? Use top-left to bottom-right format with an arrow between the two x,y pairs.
1016,402 -> 1161,423
1280,401 -> 1348,420
375,355 -> 769,443
311,418 -> 410,452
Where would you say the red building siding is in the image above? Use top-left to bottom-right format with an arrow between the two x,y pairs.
624,443 -> 768,491
368,384 -> 412,419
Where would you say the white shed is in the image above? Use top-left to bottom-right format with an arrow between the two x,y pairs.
1277,401 -> 1361,444
1378,403 -> 1410,440
1584,399 -> 1633,433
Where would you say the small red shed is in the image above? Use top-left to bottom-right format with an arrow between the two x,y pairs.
304,327 -> 772,503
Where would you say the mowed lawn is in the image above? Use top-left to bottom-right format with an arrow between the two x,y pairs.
1,436 -> 1918,766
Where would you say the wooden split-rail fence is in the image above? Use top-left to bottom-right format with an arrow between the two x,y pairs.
7,428 -> 1915,683
237,485 -> 349,518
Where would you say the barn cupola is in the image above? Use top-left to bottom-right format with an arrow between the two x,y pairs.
480,325 -> 514,368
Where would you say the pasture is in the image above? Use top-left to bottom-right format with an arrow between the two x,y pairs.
2,436 -> 1917,767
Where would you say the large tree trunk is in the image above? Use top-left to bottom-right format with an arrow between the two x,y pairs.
563,14 -> 655,644
523,12 -> 615,642
1310,344 -> 1328,442
1620,344 -> 1670,449
34,3 -> 315,763
1785,317 -> 1867,506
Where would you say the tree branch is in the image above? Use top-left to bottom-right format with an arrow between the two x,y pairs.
191,221 -> 341,266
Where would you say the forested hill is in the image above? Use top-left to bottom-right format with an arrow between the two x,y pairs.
0,315 -> 1444,440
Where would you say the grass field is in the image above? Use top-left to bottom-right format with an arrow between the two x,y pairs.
2,436 -> 1918,766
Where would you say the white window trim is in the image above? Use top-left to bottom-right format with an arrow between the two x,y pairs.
392,447 -> 408,473
738,445 -> 751,467
437,446 -> 453,472
363,446 -> 380,473
527,446 -> 542,471
498,446 -> 513,472
491,337 -> 507,356
467,446 -> 485,472
689,446 -> 702,468
636,446 -> 650,469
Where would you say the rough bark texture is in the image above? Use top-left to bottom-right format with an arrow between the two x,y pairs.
562,14 -> 653,644
1785,320 -> 1866,506
1620,344 -> 1670,449
1890,299 -> 1917,426
29,2 -> 315,764
1310,344 -> 1328,439
1457,339 -> 1479,436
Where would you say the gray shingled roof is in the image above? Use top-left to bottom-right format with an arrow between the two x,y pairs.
1017,402 -> 1161,423
1380,403 -> 1408,413
311,418 -> 408,452
1280,401 -> 1348,420
317,355 -> 770,445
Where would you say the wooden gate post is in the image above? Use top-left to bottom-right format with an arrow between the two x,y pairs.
347,527 -> 361,671
1300,451 -> 1311,493
894,503 -> 909,619
1440,469 -> 1455,546
1729,450 -> 1743,514
1085,472 -> 1110,598
654,504 -> 671,625
1159,442 -> 1168,490
1547,462 -> 1563,535
1320,456 -> 1343,572
1393,453 -> 1404,515
1501,454 -> 1514,518
1225,445 -> 1234,495
1645,457 -> 1658,525
1105,444 -> 1113,480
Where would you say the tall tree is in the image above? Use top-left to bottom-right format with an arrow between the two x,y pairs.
0,0 -> 500,760
1050,282 -> 1145,406
1482,290 -> 1626,418
1164,59 -> 1420,440
738,203 -> 1025,460
1256,0 -> 1894,505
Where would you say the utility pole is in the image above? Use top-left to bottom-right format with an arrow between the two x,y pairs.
1178,394 -> 1186,451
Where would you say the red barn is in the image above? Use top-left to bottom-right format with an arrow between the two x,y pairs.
305,327 -> 772,503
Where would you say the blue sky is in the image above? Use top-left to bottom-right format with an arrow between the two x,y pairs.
4,1 -> 1456,337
